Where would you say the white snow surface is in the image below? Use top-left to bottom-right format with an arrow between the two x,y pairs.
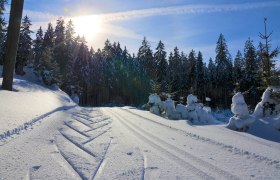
1,66 -> 280,179
0,66 -> 75,136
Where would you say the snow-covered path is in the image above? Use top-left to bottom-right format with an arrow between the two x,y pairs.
1,107 -> 280,179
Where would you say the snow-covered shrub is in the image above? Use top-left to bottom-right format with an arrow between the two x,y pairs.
227,92 -> 255,131
163,98 -> 181,120
176,104 -> 188,119
184,94 -> 214,123
253,87 -> 280,117
146,94 -> 164,115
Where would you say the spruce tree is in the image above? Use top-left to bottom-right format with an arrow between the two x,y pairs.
137,37 -> 155,79
0,0 -> 6,65
187,50 -> 197,94
154,40 -> 168,94
16,15 -> 33,75
33,27 -> 44,69
54,17 -> 67,76
233,50 -> 244,90
196,51 -> 205,100
43,23 -> 55,49
168,47 -> 182,101
215,34 -> 233,106
258,18 -> 279,86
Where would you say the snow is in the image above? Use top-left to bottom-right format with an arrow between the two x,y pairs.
187,94 -> 197,105
227,92 -> 255,131
0,66 -> 280,179
0,65 -> 76,138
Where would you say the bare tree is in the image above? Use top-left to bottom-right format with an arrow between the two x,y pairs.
2,0 -> 24,90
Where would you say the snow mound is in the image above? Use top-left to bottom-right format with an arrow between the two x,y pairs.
0,66 -> 76,138
187,94 -> 197,105
253,87 -> 280,118
163,98 -> 181,120
227,92 -> 254,131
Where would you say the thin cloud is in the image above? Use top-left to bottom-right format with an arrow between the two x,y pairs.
98,1 -> 280,22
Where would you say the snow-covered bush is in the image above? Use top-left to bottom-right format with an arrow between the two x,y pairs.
163,98 -> 181,120
253,87 -> 280,117
184,94 -> 214,123
146,94 -> 163,115
227,92 -> 255,131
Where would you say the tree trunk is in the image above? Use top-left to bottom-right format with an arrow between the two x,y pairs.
2,0 -> 24,91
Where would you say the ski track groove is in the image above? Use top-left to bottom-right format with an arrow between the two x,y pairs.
64,121 -> 91,138
107,109 -> 215,180
72,114 -> 94,122
54,138 -> 85,180
90,117 -> 111,124
71,116 -> 93,128
82,127 -> 111,145
122,108 -> 280,169
91,139 -> 112,180
59,129 -> 97,158
85,122 -> 111,132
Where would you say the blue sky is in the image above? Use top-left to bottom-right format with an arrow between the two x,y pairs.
5,0 -> 280,63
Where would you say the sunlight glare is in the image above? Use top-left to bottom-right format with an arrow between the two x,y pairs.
73,15 -> 102,39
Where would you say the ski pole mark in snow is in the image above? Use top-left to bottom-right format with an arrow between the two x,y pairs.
122,108 -> 280,169
107,109 -> 216,180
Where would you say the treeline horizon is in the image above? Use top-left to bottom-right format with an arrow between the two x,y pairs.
0,2 -> 279,108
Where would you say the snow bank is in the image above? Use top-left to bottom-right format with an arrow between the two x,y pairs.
0,66 -> 76,138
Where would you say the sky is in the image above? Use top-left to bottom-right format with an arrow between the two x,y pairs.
4,0 -> 280,64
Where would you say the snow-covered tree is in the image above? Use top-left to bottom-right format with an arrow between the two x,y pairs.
233,50 -> 244,90
154,40 -> 168,93
33,27 -> 44,69
16,15 -> 33,75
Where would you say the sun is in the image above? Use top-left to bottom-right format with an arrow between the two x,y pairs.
73,15 -> 102,39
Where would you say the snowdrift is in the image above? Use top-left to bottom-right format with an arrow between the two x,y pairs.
0,66 -> 76,138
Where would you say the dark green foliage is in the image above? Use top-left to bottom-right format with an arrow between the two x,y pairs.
16,15 -> 33,75
0,0 -> 6,65
154,40 -> 168,94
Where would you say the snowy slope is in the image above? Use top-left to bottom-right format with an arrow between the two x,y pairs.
1,106 -> 279,179
0,65 -> 76,137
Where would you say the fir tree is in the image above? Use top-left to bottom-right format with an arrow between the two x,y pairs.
154,40 -> 168,94
258,18 -> 279,86
16,15 -> 33,75
137,37 -> 155,79
0,0 -> 6,65
215,34 -> 233,106
196,51 -> 205,100
43,23 -> 55,49
168,47 -> 182,101
33,27 -> 44,69
187,50 -> 197,94
233,50 -> 244,90
54,17 -> 67,75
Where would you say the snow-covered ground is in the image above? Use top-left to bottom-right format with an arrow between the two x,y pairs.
1,65 -> 280,179
0,65 -> 76,138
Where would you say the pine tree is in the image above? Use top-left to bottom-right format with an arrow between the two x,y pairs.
0,0 -> 6,65
215,34 -> 233,106
33,27 -> 44,69
187,50 -> 197,94
196,51 -> 205,100
54,17 -> 67,76
137,37 -> 155,79
154,40 -> 168,94
43,23 -> 55,49
233,50 -> 244,90
242,38 -> 260,106
73,43 -> 90,105
168,47 -> 182,101
16,15 -> 33,75
258,18 -> 279,86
